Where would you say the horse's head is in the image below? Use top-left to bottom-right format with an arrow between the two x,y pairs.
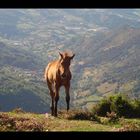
58,52 -> 75,79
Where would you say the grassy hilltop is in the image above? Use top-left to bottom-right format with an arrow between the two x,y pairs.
0,109 -> 140,132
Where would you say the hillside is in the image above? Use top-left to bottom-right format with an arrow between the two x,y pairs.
1,9 -> 140,112
73,26 -> 140,109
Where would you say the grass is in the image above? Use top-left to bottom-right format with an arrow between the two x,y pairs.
0,109 -> 140,131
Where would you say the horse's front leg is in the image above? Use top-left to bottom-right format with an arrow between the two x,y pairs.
54,83 -> 60,117
64,82 -> 70,111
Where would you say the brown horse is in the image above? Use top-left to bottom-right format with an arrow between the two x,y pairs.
44,51 -> 75,116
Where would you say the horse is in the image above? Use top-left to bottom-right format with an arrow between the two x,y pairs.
44,51 -> 75,117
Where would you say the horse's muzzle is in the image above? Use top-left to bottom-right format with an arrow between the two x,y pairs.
61,74 -> 67,79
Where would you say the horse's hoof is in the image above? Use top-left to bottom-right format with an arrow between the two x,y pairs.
67,108 -> 69,112
54,114 -> 57,117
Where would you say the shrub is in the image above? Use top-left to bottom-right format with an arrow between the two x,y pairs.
92,98 -> 111,116
15,118 -> 44,131
118,123 -> 140,131
12,108 -> 25,113
68,111 -> 90,120
109,95 -> 134,118
132,99 -> 140,118
0,113 -> 16,131
0,112 -> 44,131
58,109 -> 93,120
92,114 -> 101,123
106,112 -> 119,123
92,94 -> 140,118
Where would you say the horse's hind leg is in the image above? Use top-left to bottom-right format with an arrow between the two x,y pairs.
54,83 -> 60,117
47,80 -> 55,116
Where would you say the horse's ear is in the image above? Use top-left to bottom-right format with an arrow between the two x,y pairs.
70,53 -> 75,59
59,52 -> 63,59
